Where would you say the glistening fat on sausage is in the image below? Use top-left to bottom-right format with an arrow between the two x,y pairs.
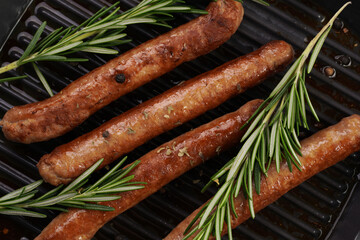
37,40 -> 294,186
0,0 -> 244,144
35,99 -> 263,240
164,114 -> 360,240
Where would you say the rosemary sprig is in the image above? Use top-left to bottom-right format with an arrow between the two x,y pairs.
0,157 -> 145,218
184,2 -> 351,239
0,0 -> 207,96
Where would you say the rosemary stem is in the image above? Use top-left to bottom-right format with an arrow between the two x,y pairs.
295,2 -> 351,76
303,2 -> 351,61
0,61 -> 20,74
0,51 -> 40,75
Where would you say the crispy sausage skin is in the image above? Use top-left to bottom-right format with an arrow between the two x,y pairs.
37,40 -> 294,186
35,100 -> 263,240
165,114 -> 360,240
0,0 -> 244,144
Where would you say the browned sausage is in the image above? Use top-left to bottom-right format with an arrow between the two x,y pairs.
165,114 -> 360,240
37,40 -> 294,186
35,99 -> 263,240
0,0 -> 244,144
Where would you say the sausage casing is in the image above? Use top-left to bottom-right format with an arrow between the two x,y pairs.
165,114 -> 360,240
0,0 -> 244,144
35,99 -> 263,240
37,40 -> 294,186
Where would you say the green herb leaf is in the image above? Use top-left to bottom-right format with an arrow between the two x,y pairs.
0,75 -> 27,83
60,159 -> 104,195
74,195 -> 121,202
0,193 -> 36,206
19,21 -> 47,62
0,208 -> 46,218
25,193 -> 77,208
307,26 -> 332,73
24,55 -> 67,63
75,46 -> 119,55
0,180 -> 42,202
88,34 -> 127,45
44,41 -> 83,56
32,63 -> 54,97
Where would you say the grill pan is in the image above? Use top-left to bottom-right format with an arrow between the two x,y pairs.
0,0 -> 359,239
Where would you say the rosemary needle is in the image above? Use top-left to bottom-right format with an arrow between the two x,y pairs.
0,0 -> 207,96
184,2 -> 351,240
0,157 -> 145,218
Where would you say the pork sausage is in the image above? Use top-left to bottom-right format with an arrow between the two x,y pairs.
35,99 -> 263,240
0,0 -> 244,144
165,114 -> 360,240
37,40 -> 294,186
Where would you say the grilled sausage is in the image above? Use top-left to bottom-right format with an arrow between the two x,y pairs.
0,0 -> 244,144
34,99 -> 263,240
165,114 -> 360,240
37,40 -> 294,186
